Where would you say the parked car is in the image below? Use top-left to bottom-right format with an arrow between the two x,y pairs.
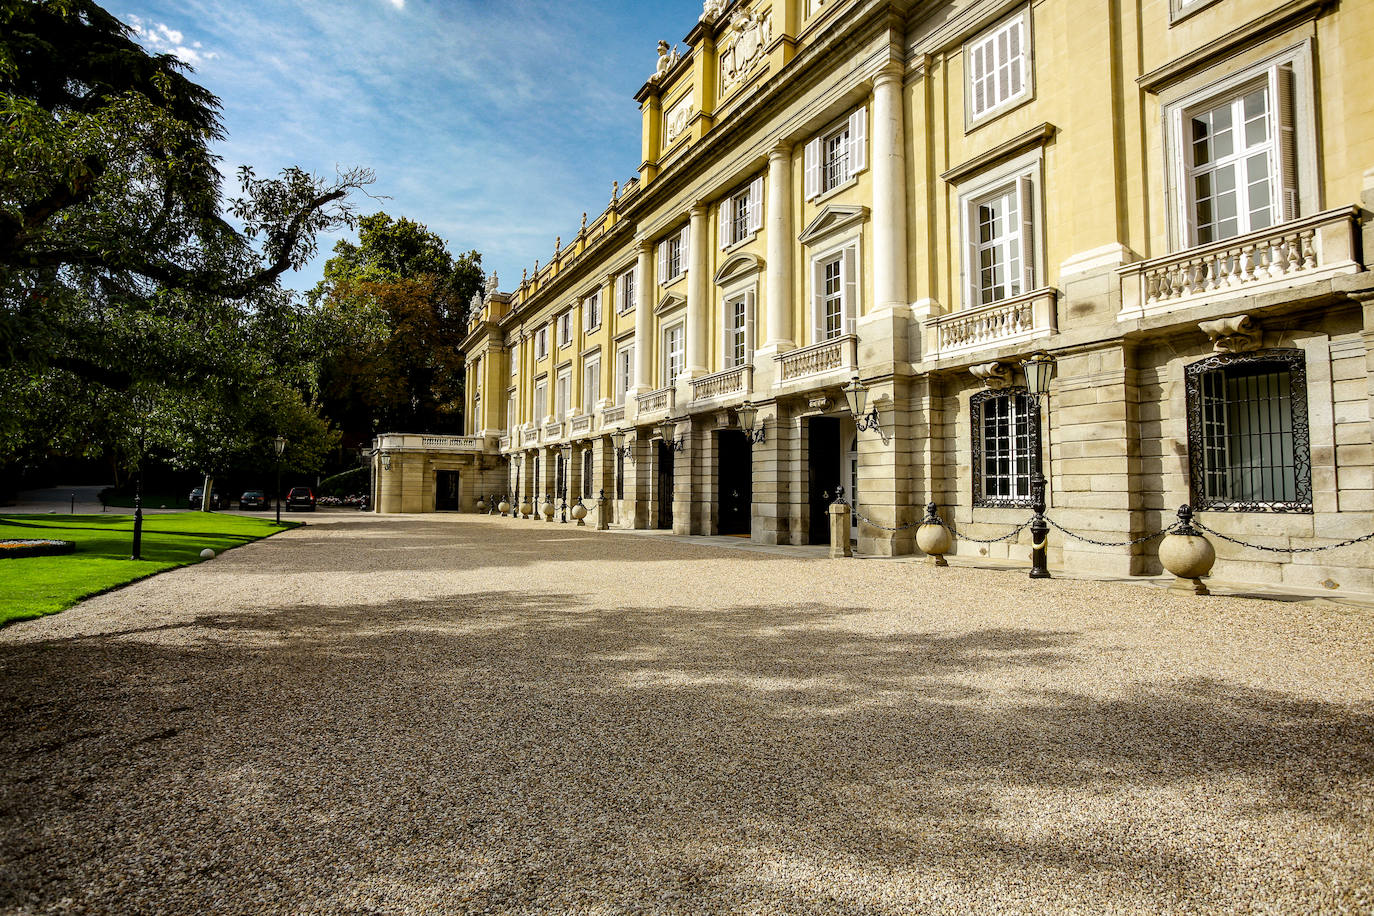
239,489 -> 269,511
188,486 -> 226,509
285,487 -> 316,511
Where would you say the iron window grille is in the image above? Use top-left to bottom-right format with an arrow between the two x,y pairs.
822,125 -> 850,192
1185,348 -> 1311,513
971,387 -> 1040,508
616,451 -> 625,500
582,449 -> 594,499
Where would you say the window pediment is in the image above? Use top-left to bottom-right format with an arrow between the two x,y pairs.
713,252 -> 763,286
655,291 -> 687,316
798,205 -> 869,245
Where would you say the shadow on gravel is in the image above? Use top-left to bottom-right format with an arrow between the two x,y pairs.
1,593 -> 1370,913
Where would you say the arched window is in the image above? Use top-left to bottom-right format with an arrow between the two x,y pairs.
1185,349 -> 1311,512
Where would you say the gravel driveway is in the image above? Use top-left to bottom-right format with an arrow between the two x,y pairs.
2,513 -> 1371,914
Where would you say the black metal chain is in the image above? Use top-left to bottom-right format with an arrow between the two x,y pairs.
921,505 -> 1032,544
1192,518 -> 1374,553
1044,517 -> 1175,548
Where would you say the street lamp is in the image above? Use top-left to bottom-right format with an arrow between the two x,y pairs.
612,429 -> 633,460
1021,352 -> 1055,579
660,418 -> 684,452
274,435 -> 287,525
842,376 -> 882,432
735,401 -> 766,444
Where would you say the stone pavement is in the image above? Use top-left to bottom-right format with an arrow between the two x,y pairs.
1,513 -> 1371,914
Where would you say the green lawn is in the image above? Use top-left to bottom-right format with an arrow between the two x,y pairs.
0,513 -> 295,626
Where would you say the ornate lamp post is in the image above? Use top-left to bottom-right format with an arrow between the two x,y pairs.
612,429 -> 633,460
274,435 -> 287,525
660,418 -> 685,452
842,376 -> 882,432
735,401 -> 766,444
1021,352 -> 1056,579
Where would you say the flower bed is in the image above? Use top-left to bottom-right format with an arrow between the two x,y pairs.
0,538 -> 76,559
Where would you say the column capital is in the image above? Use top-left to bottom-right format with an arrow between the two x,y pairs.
874,62 -> 905,88
768,142 -> 792,162
636,238 -> 654,254
689,201 -> 709,218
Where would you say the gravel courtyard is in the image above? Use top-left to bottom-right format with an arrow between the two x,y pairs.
1,513 -> 1371,915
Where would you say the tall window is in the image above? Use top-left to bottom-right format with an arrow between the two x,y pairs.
583,291 -> 601,331
616,451 -> 625,500
535,327 -> 548,360
1186,350 -> 1311,512
658,228 -> 688,283
558,311 -> 573,347
618,269 -> 636,314
811,246 -> 856,343
582,357 -> 600,414
582,449 -> 594,499
719,177 -> 763,248
726,295 -> 748,368
960,164 -> 1038,309
972,388 -> 1039,507
804,108 -> 867,200
506,390 -> 516,434
534,380 -> 548,422
822,257 -> 843,339
555,368 -> 571,418
663,324 -> 684,386
615,344 -> 634,405
966,9 -> 1030,122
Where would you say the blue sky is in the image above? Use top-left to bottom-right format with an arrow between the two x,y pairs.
122,0 -> 703,293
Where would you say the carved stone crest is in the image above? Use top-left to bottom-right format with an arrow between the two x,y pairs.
700,0 -> 728,23
720,7 -> 771,95
664,93 -> 696,146
1198,314 -> 1262,353
970,361 -> 1012,390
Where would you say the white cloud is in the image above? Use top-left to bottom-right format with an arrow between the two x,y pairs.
126,14 -> 219,66
386,0 -> 404,8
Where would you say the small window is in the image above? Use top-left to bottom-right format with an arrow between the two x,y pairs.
583,291 -> 601,332
658,228 -> 688,284
804,107 -> 867,200
618,269 -> 636,314
1185,350 -> 1311,512
663,324 -> 684,386
719,176 -> 764,248
966,9 -> 1030,123
971,388 -> 1039,508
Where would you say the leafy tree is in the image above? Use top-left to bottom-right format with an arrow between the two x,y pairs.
313,214 -> 483,443
0,0 -> 369,489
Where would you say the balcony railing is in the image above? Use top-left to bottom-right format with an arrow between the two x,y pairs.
570,414 -> 592,434
544,421 -> 564,439
602,404 -> 626,425
521,427 -> 539,446
777,334 -> 857,382
375,434 -> 487,453
637,386 -> 675,417
926,288 -> 1057,358
498,435 -> 511,451
691,365 -> 751,402
1118,207 -> 1362,320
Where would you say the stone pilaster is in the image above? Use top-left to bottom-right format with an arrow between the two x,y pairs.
764,143 -> 795,350
871,65 -> 908,314
686,202 -> 709,377
633,240 -> 654,393
750,400 -> 792,544
855,376 -> 920,556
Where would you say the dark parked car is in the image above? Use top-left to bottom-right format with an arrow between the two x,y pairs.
285,487 -> 316,511
239,489 -> 269,511
189,486 -> 226,509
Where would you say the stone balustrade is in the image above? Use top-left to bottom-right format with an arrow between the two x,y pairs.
570,414 -> 592,434
544,421 -> 564,439
602,404 -> 626,425
498,435 -> 511,451
1118,207 -> 1362,320
777,334 -> 857,382
691,365 -> 751,402
521,427 -> 539,446
926,288 -> 1057,357
637,386 -> 675,417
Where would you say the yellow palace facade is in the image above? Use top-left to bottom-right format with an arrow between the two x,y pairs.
374,0 -> 1374,593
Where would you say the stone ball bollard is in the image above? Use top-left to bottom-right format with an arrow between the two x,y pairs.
498,499 -> 510,517
1159,505 -> 1216,596
828,501 -> 853,558
475,497 -> 488,513
542,498 -> 556,521
520,500 -> 533,519
572,500 -> 587,526
199,548 -> 215,560
915,502 -> 952,567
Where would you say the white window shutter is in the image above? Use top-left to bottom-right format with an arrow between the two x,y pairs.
970,40 -> 988,117
849,107 -> 867,176
1008,18 -> 1024,97
804,137 -> 821,200
719,201 -> 731,249
812,258 -> 825,342
658,240 -> 668,279
745,290 -> 756,361
1271,63 -> 1299,222
679,226 -> 690,266
841,247 -> 858,335
1018,175 -> 1036,295
1170,107 -> 1191,248
749,176 -> 764,233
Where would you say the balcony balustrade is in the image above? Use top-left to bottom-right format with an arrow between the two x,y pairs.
777,334 -> 857,383
691,365 -> 751,403
926,288 -> 1056,358
521,427 -> 539,447
1118,207 -> 1362,321
544,421 -> 564,439
637,386 -> 675,418
602,404 -> 626,425
570,414 -> 592,434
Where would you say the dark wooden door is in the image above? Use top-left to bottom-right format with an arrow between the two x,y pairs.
717,430 -> 752,535
808,417 -> 840,544
656,441 -> 674,529
435,470 -> 461,511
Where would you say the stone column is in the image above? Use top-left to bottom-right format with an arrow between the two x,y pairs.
871,65 -> 908,312
765,143 -> 795,350
686,202 -> 709,376
633,240 -> 654,393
